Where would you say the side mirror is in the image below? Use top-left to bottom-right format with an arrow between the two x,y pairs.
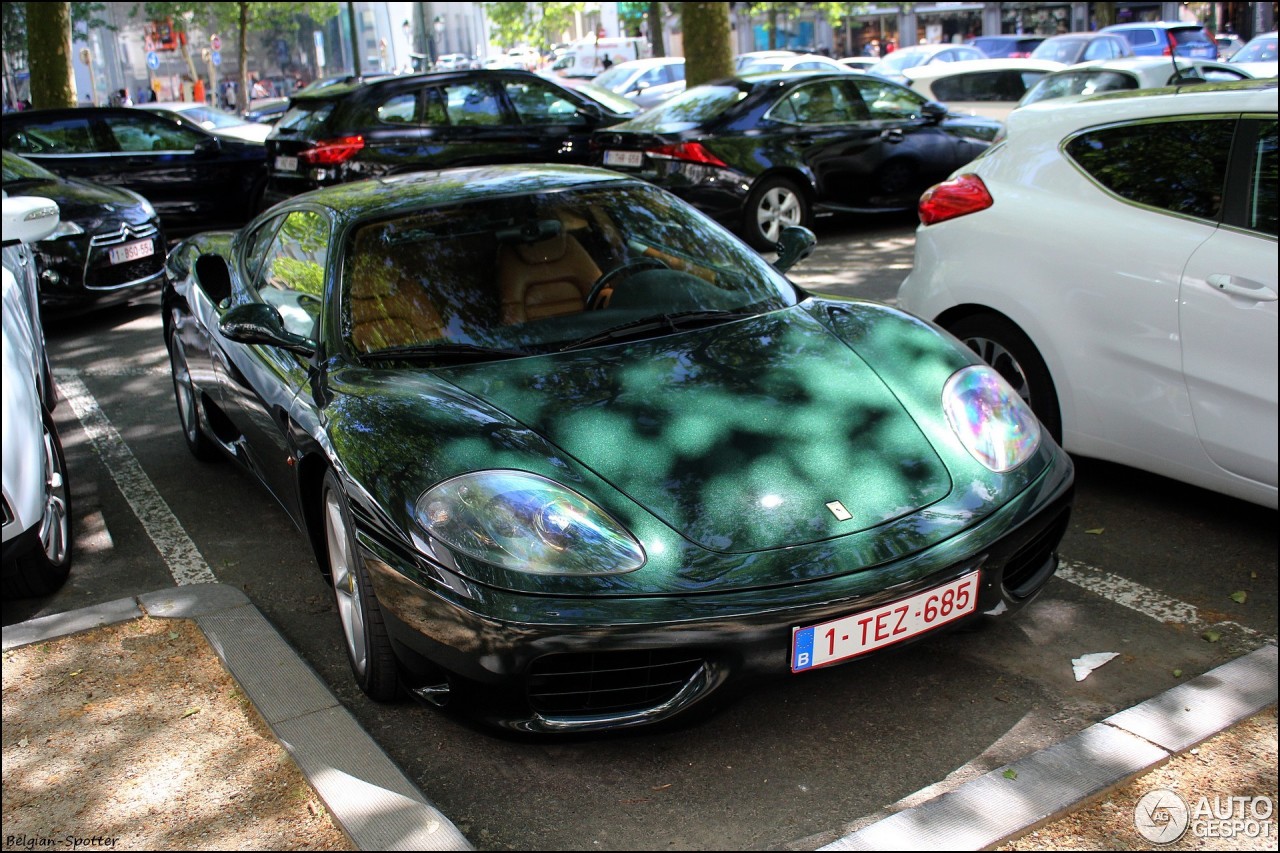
194,136 -> 222,157
1,195 -> 60,245
219,302 -> 315,355
772,225 -> 817,273
922,101 -> 947,124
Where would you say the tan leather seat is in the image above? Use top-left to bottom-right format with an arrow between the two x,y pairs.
497,230 -> 602,324
348,255 -> 445,353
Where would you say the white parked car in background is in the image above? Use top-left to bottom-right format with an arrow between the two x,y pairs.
1017,56 -> 1255,108
903,58 -> 1065,120
138,101 -> 273,144
1228,31 -> 1278,78
2,194 -> 74,596
899,80 -> 1278,508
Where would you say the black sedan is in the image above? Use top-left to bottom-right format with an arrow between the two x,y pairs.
262,69 -> 642,205
591,71 -> 1001,249
162,164 -> 1072,733
1,106 -> 268,236
2,150 -> 165,314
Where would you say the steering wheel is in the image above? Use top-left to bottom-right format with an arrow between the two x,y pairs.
586,258 -> 669,309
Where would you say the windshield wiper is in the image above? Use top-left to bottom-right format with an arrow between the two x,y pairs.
558,310 -> 753,352
359,343 -> 527,365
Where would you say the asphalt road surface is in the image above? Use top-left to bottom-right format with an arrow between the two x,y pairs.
5,211 -> 1275,851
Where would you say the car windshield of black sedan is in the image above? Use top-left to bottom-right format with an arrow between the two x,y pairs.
342,184 -> 798,358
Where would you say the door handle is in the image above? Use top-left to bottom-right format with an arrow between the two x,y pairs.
1206,273 -> 1278,302
880,128 -> 904,143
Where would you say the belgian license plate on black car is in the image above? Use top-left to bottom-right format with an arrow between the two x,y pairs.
274,155 -> 298,172
791,571 -> 979,672
603,150 -> 643,168
107,239 -> 153,266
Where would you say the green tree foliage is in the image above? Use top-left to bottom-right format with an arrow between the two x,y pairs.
681,3 -> 732,87
485,2 -> 585,51
3,2 -> 111,70
26,2 -> 76,108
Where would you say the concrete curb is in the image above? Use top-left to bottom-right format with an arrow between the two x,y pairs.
2,583 -> 472,852
819,643 -> 1278,851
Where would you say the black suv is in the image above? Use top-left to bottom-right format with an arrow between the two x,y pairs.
263,70 -> 642,205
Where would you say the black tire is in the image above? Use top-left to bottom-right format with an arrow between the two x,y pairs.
3,407 -> 72,598
947,313 -> 1063,444
742,176 -> 809,252
322,469 -> 399,701
167,328 -> 219,462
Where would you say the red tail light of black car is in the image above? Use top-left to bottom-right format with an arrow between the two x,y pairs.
299,135 -> 365,166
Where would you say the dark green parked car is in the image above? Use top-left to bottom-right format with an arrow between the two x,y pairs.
162,164 -> 1073,733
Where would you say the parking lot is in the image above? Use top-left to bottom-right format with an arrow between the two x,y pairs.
2,211 -> 1274,850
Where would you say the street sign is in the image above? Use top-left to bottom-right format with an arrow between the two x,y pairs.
210,34 -> 221,51
211,50 -> 221,67
146,51 -> 160,70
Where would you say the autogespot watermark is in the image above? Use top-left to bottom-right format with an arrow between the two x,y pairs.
1134,789 -> 1276,844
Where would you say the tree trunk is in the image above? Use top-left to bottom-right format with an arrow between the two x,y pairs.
237,1 -> 248,113
26,1 -> 75,108
1092,4 -> 1116,29
681,3 -> 732,87
648,2 -> 665,58
768,5 -> 779,49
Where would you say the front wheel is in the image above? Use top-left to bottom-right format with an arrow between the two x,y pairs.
3,407 -> 72,598
743,177 -> 809,252
947,313 -> 1063,444
168,329 -> 218,461
323,469 -> 399,701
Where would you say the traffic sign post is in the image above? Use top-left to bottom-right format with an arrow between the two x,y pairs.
147,51 -> 160,71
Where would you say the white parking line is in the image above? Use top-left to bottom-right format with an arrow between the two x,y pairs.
1057,558 -> 1269,641
53,368 -> 217,586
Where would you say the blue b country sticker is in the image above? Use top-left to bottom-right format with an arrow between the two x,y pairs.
791,626 -> 815,672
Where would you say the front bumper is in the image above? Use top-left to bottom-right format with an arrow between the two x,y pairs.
359,449 -> 1074,733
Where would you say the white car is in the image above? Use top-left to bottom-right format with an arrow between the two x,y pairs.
138,101 -> 272,144
903,58 -> 1065,121
2,194 -> 73,596
899,80 -> 1277,508
1018,56 -> 1255,108
1228,31 -> 1278,78
867,43 -> 988,84
589,57 -> 686,109
737,53 -> 856,75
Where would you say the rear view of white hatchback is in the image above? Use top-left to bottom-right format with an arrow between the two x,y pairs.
899,80 -> 1277,508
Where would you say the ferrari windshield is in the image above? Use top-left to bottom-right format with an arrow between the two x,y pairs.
342,184 -> 799,358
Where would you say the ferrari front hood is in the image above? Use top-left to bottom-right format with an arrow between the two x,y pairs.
439,308 -> 952,554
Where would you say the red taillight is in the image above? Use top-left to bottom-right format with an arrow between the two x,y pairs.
1163,32 -> 1176,56
918,173 -> 993,226
299,135 -> 365,166
644,141 -> 728,168
1009,51 -> 1029,58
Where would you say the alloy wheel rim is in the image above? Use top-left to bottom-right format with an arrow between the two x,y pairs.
325,489 -> 367,675
170,342 -> 198,443
756,187 -> 801,244
38,425 -> 70,565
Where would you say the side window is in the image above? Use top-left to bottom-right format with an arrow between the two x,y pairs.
502,78 -> 586,126
241,216 -> 283,283
1065,118 -> 1235,221
1248,121 -> 1277,237
932,71 -> 1030,102
445,81 -> 504,126
3,118 -> 96,155
851,79 -> 926,120
106,114 -> 205,152
377,93 -> 418,124
1083,40 -> 1111,61
252,210 -> 330,337
1125,30 -> 1158,48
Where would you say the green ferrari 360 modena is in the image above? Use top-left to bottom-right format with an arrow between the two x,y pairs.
162,164 -> 1073,733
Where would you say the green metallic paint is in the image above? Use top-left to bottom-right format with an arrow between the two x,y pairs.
321,298 -> 1057,601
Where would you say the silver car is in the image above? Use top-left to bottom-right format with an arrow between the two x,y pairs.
2,194 -> 73,596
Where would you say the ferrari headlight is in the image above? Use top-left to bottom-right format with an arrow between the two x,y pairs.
413,470 -> 646,576
943,365 -> 1040,472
